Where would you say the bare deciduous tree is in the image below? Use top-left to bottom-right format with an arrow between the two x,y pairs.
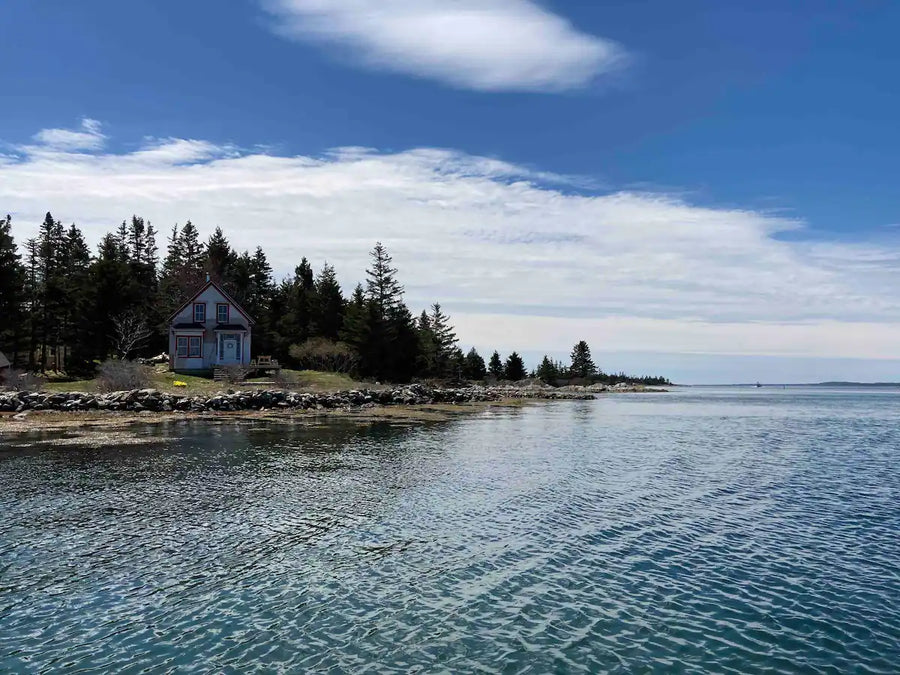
111,311 -> 152,360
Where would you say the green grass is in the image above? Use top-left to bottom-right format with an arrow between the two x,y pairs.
41,368 -> 371,394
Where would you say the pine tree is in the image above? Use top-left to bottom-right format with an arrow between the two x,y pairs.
463,347 -> 487,380
569,340 -> 597,378
429,303 -> 458,376
354,243 -> 413,381
312,262 -> 344,341
0,214 -> 24,363
36,213 -> 66,371
278,257 -> 316,354
89,233 -> 134,360
536,355 -> 562,383
365,242 -> 403,319
504,351 -> 527,381
416,310 -> 437,376
488,350 -> 504,378
179,221 -> 205,273
59,224 -> 93,371
205,226 -> 236,286
157,220 -> 204,321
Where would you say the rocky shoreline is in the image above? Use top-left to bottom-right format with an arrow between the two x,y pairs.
0,383 -> 609,415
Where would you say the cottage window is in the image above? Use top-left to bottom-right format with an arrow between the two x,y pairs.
176,337 -> 188,358
193,303 -> 206,322
216,303 -> 229,324
188,336 -> 202,358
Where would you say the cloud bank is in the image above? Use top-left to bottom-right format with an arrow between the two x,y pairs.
262,0 -> 626,92
3,119 -> 900,366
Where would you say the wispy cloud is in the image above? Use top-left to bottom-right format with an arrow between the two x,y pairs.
262,0 -> 627,92
4,120 -> 900,361
29,118 -> 106,152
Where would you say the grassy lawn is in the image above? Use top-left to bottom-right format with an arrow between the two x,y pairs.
41,368 -> 373,395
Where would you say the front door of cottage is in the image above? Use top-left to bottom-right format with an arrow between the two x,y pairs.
220,334 -> 240,363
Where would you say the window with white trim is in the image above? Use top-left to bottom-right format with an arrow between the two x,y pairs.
216,303 -> 229,324
188,336 -> 202,358
176,336 -> 188,357
193,303 -> 206,322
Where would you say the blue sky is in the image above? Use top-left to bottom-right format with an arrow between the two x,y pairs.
2,0 -> 900,382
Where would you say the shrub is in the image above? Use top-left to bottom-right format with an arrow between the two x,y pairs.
96,359 -> 152,393
271,369 -> 298,388
288,338 -> 358,373
0,368 -> 46,392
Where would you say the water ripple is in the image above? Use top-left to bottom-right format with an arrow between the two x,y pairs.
2,389 -> 900,672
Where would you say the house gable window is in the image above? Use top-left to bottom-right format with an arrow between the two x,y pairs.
193,303 -> 206,323
188,336 -> 202,358
176,337 -> 188,357
216,303 -> 229,324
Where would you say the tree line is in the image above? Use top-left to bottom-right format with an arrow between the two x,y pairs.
0,213 -> 669,386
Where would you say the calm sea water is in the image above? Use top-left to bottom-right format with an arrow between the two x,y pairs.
1,388 -> 899,673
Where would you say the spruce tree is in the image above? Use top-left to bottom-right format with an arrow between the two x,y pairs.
488,350 -> 504,378
278,257 -> 316,353
89,233 -> 133,360
365,242 -> 403,318
59,224 -> 93,371
0,215 -> 24,363
569,340 -> 597,379
536,355 -> 562,383
463,347 -> 487,380
504,351 -> 527,381
205,226 -> 236,285
312,262 -> 344,341
429,303 -> 458,376
36,213 -> 66,371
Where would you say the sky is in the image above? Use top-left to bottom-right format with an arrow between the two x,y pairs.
1,0 -> 899,383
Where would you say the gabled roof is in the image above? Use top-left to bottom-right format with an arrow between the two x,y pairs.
168,279 -> 256,325
0,351 -> 9,369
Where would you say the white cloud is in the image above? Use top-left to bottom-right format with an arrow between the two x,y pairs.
29,118 -> 106,152
262,0 -> 626,92
3,120 -> 900,367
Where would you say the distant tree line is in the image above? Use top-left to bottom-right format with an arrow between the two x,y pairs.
0,213 -> 669,386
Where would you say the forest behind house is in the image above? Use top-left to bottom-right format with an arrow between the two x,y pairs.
0,213 -> 671,386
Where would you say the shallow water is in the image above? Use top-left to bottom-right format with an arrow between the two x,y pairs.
2,388 -> 899,673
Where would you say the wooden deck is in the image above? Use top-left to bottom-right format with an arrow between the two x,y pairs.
213,357 -> 281,382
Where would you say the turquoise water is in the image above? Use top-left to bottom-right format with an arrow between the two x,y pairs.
1,388 -> 899,673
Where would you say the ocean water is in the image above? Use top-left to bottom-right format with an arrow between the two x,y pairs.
1,387 -> 899,673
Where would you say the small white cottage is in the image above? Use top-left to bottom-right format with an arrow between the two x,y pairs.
168,278 -> 254,372
0,351 -> 9,371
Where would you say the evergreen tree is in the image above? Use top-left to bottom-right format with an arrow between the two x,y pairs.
277,257 -> 316,358
312,262 -> 344,341
59,224 -> 93,371
353,242 -> 416,381
536,355 -> 563,383
0,215 -> 24,363
569,340 -> 597,378
89,233 -> 133,360
463,347 -> 487,380
179,220 -> 205,273
36,212 -> 66,371
488,350 -> 504,378
340,283 -> 370,357
157,220 -> 205,321
504,351 -> 527,381
429,303 -> 458,376
204,226 -> 237,285
365,242 -> 403,318
23,237 -> 39,368
415,310 -> 437,376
